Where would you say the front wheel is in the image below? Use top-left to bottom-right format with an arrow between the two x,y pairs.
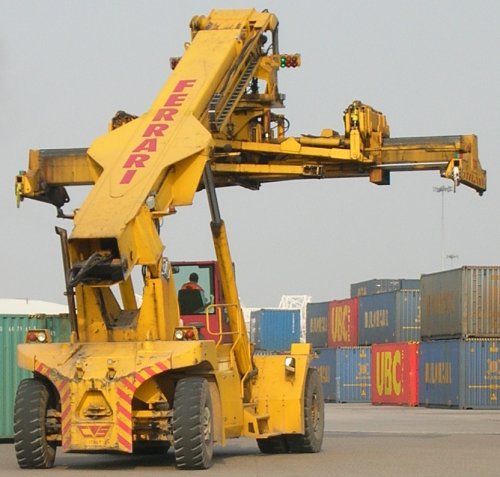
286,368 -> 324,453
13,378 -> 58,468
172,377 -> 214,469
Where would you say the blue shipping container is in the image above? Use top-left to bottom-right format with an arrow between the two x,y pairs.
251,309 -> 301,351
419,339 -> 500,409
305,302 -> 329,349
358,290 -> 420,345
311,348 -> 336,402
335,347 -> 371,403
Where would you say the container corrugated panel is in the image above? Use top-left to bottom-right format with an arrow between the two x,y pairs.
328,298 -> 358,347
419,340 -> 459,407
371,342 -> 419,406
335,346 -> 371,402
0,314 -> 71,439
421,266 -> 500,339
250,309 -> 301,352
311,348 -> 336,402
350,278 -> 420,298
305,302 -> 329,349
419,339 -> 500,409
395,290 -> 421,342
358,293 -> 395,345
358,291 -> 420,345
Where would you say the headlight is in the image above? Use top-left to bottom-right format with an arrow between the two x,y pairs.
26,330 -> 49,343
284,356 -> 296,374
174,329 -> 185,340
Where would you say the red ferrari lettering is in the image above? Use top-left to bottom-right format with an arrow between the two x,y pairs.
173,79 -> 196,92
142,123 -> 169,137
120,170 -> 137,185
164,93 -> 188,107
133,138 -> 157,153
123,153 -> 150,169
119,79 -> 197,184
153,108 -> 178,121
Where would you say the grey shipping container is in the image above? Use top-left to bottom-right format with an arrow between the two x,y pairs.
311,348 -> 336,402
250,309 -> 301,351
1,314 -> 71,439
335,347 -> 371,403
358,290 -> 421,345
351,278 -> 420,298
419,339 -> 500,409
305,302 -> 329,349
421,266 -> 500,339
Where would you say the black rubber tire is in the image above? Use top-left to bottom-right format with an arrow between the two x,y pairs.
173,377 -> 214,469
13,378 -> 57,468
256,435 -> 288,454
286,368 -> 324,453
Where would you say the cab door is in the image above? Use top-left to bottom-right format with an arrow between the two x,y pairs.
172,261 -> 231,342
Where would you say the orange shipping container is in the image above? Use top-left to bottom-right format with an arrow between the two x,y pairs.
371,342 -> 419,406
328,298 -> 358,347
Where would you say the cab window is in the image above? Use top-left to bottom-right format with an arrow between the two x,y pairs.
173,264 -> 214,315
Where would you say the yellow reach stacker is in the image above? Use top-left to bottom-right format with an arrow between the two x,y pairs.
14,9 -> 485,470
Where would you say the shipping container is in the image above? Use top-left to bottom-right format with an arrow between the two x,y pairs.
335,347 -> 371,403
419,339 -> 500,409
358,290 -> 420,345
371,342 -> 419,406
351,278 -> 420,298
305,302 -> 329,349
250,309 -> 301,351
421,266 -> 500,339
0,314 -> 71,439
311,348 -> 336,402
328,298 -> 358,347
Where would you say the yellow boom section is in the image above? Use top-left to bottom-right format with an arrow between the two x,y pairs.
68,10 -> 278,285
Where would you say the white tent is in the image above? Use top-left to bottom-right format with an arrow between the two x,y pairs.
0,298 -> 68,315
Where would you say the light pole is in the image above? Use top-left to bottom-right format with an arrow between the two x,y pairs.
433,185 -> 453,269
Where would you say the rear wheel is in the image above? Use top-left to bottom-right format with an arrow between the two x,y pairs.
286,368 -> 324,453
13,378 -> 57,468
173,377 -> 214,469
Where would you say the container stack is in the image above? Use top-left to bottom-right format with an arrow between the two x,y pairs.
326,298 -> 371,403
305,301 -> 365,403
308,299 -> 372,403
351,279 -> 421,406
233,266 -> 500,410
300,278 -> 422,404
419,266 -> 500,409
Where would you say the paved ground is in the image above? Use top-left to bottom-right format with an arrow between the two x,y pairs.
2,404 -> 500,476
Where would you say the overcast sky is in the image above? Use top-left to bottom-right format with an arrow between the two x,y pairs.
2,0 -> 499,309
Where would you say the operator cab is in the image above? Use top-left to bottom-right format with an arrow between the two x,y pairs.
172,261 -> 230,342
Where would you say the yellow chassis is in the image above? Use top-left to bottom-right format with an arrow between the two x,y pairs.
18,340 -> 312,452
